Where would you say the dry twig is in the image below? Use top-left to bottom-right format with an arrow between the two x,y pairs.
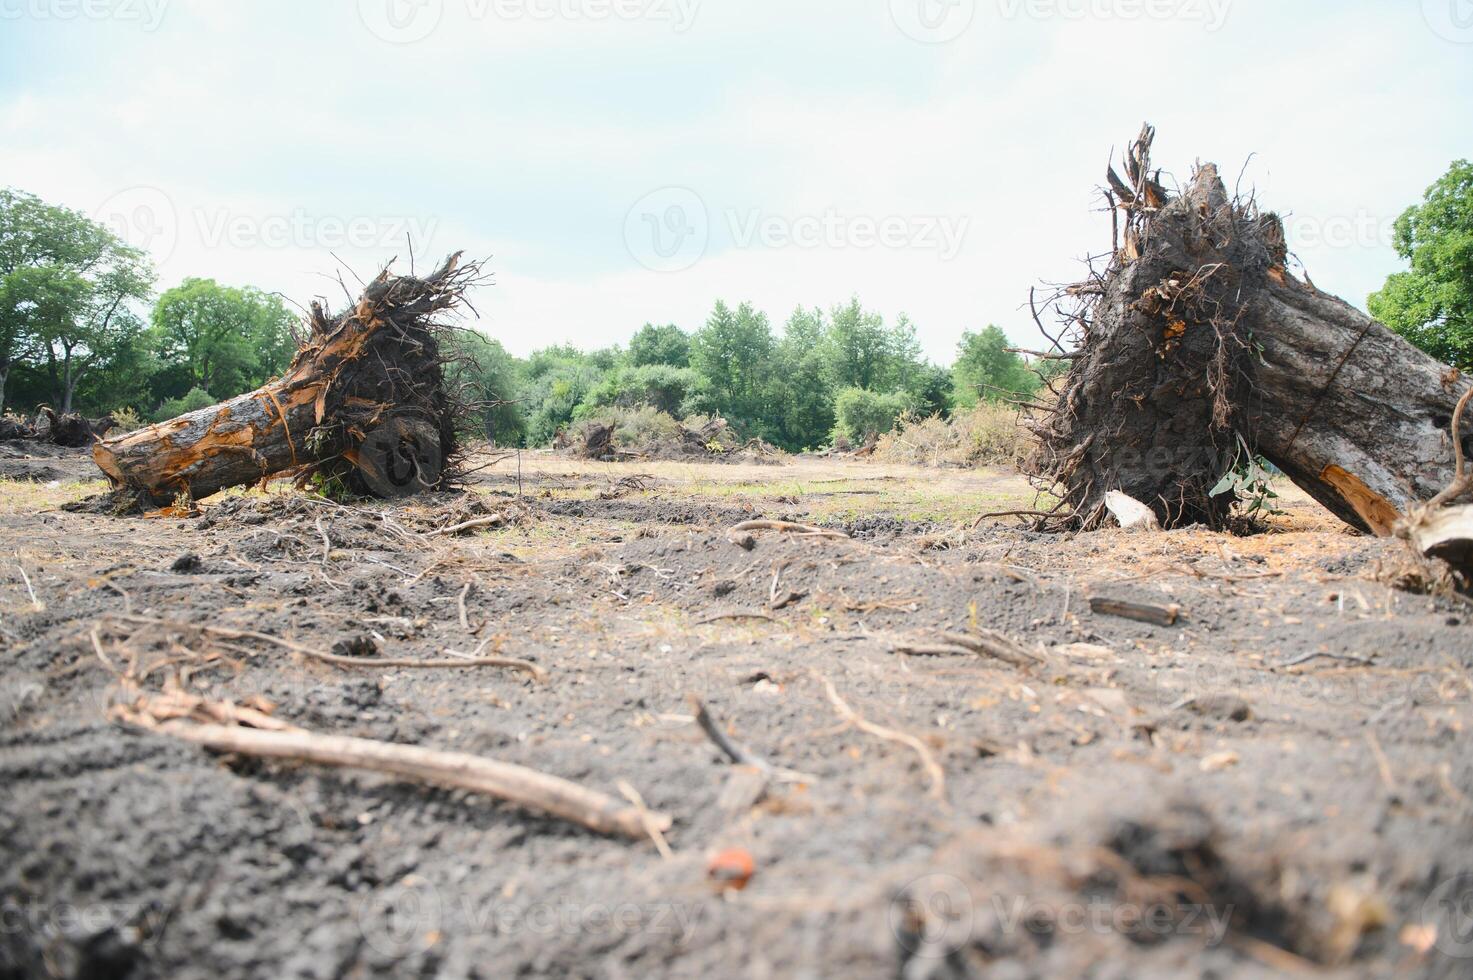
115,693 -> 665,839
817,674 -> 945,801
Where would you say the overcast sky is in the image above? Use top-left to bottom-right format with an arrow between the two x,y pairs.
2,0 -> 1470,361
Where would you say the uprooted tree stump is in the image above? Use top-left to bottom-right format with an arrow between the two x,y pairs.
1024,126 -> 1472,562
94,253 -> 483,503
1021,126 -> 1473,584
0,410 -> 114,447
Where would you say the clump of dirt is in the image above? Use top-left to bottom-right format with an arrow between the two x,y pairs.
0,438 -> 101,483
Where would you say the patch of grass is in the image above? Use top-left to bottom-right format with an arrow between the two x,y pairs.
0,478 -> 109,515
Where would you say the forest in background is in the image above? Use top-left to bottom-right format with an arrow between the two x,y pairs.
2,159 -> 1468,451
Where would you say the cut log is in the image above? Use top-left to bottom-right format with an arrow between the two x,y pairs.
93,254 -> 481,503
1027,125 -> 1473,534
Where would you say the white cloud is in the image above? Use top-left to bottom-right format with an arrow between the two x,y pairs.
1,0 -> 1469,363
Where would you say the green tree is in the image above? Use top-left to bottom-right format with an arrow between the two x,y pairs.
822,297 -> 893,391
152,386 -> 217,423
628,323 -> 690,368
832,387 -> 908,443
451,331 -> 526,446
690,300 -> 775,430
1368,160 -> 1473,368
587,364 -> 713,417
952,326 -> 1037,407
904,362 -> 955,418
148,278 -> 296,403
766,307 -> 835,451
0,188 -> 155,413
521,346 -> 608,445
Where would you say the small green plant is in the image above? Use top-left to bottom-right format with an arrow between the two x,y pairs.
152,387 -> 216,422
1211,434 -> 1282,516
310,469 -> 355,502
110,407 -> 145,432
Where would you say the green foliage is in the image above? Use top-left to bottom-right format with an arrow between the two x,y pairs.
1368,160 -> 1473,368
1210,434 -> 1282,516
821,298 -> 921,393
451,330 -> 526,446
903,363 -> 955,419
0,182 -> 1053,467
952,326 -> 1038,407
586,363 -> 713,417
153,386 -> 217,422
689,300 -> 775,431
110,406 -> 144,432
148,278 -> 296,405
0,187 -> 155,413
521,349 -> 605,446
832,387 -> 909,444
764,308 -> 835,451
628,323 -> 690,368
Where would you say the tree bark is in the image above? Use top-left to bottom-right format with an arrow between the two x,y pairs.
1027,126 -> 1472,534
93,254 -> 479,503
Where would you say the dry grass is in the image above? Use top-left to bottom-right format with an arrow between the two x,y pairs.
875,402 -> 1035,468
467,452 -> 1039,525
0,478 -> 109,515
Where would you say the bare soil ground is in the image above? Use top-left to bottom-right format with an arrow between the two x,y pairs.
3,450 -> 1472,979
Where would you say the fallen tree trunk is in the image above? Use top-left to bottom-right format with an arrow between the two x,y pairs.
1026,126 -> 1472,540
93,254 -> 481,502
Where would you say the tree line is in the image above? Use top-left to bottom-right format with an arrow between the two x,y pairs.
456,304 -> 1051,451
3,161 -> 1468,442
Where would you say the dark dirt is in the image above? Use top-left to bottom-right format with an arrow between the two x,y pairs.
0,441 -> 99,484
3,466 -> 1472,979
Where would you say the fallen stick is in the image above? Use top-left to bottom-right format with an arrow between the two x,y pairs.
424,514 -> 506,538
14,563 -> 43,612
112,614 -> 548,680
119,702 -> 666,840
693,610 -> 777,627
690,695 -> 771,771
890,630 -> 1046,671
818,674 -> 945,801
728,520 -> 849,540
1088,596 -> 1182,626
937,630 -> 1046,670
